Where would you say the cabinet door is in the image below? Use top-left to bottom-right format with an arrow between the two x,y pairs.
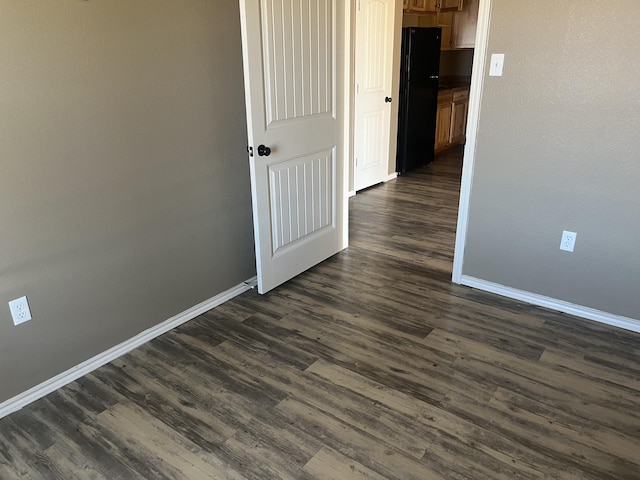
439,0 -> 463,12
409,0 -> 434,12
403,0 -> 410,10
452,0 -> 478,48
450,98 -> 468,144
437,12 -> 454,49
435,102 -> 453,151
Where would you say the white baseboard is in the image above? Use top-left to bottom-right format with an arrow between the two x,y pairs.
0,277 -> 257,420
384,172 -> 398,182
460,275 -> 640,334
349,174 -> 397,198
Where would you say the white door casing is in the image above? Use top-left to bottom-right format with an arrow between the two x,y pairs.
353,0 -> 395,191
239,0 -> 349,294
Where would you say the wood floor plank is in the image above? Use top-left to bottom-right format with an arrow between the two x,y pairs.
303,446 -> 390,480
540,348 -> 640,395
489,387 -> 640,470
243,310 -> 449,405
0,418 -> 55,480
275,398 -> 448,480
27,396 -> 157,479
427,328 -> 640,416
43,438 -> 108,480
96,403 -> 245,480
211,340 -> 429,459
90,359 -> 239,451
306,359 -> 574,480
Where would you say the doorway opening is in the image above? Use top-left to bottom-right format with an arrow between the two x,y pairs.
351,0 -> 491,283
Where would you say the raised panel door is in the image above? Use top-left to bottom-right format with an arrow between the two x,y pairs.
239,0 -> 348,293
435,102 -> 452,151
354,0 -> 395,191
450,98 -> 468,144
439,0 -> 463,12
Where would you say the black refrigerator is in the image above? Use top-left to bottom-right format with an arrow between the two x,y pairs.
396,27 -> 442,174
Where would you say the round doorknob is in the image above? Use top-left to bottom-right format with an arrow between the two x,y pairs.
385,97 -> 392,103
257,144 -> 271,157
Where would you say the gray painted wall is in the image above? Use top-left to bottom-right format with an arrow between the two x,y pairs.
0,0 -> 256,402
463,0 -> 640,319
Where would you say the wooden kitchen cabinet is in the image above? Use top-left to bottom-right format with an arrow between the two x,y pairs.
405,0 -> 462,13
408,0 -> 476,49
436,0 -> 464,12
404,0 -> 477,50
436,12 -> 454,49
452,0 -> 479,48
435,88 -> 469,152
406,0 -> 429,12
435,91 -> 453,152
449,90 -> 469,144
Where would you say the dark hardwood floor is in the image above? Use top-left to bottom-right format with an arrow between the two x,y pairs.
2,146 -> 640,479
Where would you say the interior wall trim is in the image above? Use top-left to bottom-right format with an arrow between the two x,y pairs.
0,277 -> 257,420
461,275 -> 640,334
451,0 -> 494,283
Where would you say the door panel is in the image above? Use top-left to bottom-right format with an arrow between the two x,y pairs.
262,0 -> 333,124
239,0 -> 347,294
268,150 -> 334,254
354,0 -> 395,191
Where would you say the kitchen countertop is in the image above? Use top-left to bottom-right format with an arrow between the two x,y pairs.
438,84 -> 469,92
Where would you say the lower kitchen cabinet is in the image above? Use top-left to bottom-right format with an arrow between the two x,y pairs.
435,88 -> 469,152
450,89 -> 469,144
435,92 -> 453,151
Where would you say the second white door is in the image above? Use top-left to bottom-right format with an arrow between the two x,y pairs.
354,0 -> 396,192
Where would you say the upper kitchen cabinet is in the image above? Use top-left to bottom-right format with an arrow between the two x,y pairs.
436,0 -> 464,12
404,0 -> 478,49
405,0 -> 429,12
439,0 -> 478,49
453,0 -> 479,48
405,0 -> 463,13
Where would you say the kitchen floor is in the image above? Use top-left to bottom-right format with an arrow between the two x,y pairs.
1,145 -> 639,479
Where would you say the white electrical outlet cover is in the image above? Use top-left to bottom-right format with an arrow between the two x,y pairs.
9,296 -> 32,325
560,231 -> 577,252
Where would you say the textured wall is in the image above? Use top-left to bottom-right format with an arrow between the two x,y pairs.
463,0 -> 640,319
0,0 -> 256,402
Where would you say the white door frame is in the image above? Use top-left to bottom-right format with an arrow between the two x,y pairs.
451,0 -> 492,283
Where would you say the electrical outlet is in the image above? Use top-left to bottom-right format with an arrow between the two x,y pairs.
560,231 -> 577,252
9,296 -> 32,325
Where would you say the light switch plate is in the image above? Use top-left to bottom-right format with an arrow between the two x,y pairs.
489,54 -> 505,77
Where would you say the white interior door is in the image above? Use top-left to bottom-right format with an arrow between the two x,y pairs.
354,0 -> 396,192
239,0 -> 348,294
